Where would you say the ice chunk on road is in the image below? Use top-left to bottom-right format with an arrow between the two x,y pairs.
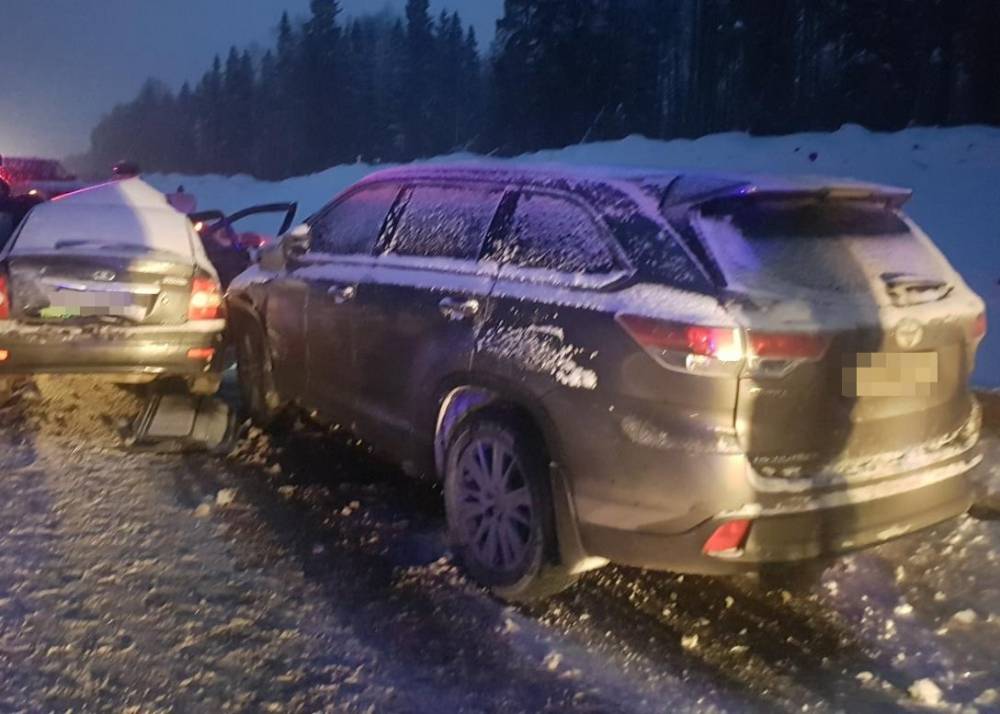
908,679 -> 944,707
951,609 -> 978,625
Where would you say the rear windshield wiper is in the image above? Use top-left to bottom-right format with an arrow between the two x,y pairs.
53,240 -> 155,252
881,272 -> 953,306
48,241 -> 189,262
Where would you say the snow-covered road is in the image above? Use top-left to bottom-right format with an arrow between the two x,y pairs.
1,377 -> 998,712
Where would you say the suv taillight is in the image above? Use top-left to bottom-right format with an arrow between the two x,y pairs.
188,275 -> 223,321
617,314 -> 829,377
0,274 -> 10,320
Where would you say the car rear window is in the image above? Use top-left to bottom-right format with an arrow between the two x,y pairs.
693,200 -> 947,294
12,204 -> 195,258
387,185 -> 503,260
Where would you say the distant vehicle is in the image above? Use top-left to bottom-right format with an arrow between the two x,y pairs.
0,178 -> 225,395
228,164 -> 985,602
0,155 -> 88,199
189,203 -> 297,289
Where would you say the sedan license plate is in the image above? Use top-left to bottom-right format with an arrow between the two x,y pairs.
44,290 -> 149,322
843,352 -> 938,397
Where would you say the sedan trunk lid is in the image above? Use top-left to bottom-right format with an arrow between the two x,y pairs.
7,251 -> 195,325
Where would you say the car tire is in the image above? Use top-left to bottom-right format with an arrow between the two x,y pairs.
235,319 -> 284,427
444,411 -> 577,603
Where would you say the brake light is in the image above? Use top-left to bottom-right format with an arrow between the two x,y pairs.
188,276 -> 223,321
972,312 -> 987,341
617,315 -> 743,362
187,347 -> 216,361
0,274 -> 10,320
746,331 -> 830,360
703,519 -> 752,555
618,314 -> 830,377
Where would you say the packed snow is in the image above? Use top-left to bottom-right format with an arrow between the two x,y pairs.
149,124 -> 1000,385
2,375 -> 998,712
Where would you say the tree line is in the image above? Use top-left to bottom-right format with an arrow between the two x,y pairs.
81,0 -> 1000,180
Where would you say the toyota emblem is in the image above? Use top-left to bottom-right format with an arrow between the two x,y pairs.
895,319 -> 924,350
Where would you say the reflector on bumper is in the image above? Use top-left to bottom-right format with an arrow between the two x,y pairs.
703,519 -> 752,556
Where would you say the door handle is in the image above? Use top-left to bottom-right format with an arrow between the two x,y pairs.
327,284 -> 357,304
439,297 -> 480,321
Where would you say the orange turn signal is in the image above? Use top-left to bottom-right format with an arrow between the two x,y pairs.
186,348 -> 215,361
0,349 -> 8,362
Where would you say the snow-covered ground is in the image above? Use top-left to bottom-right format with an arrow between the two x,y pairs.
1,376 -> 998,712
149,125 -> 1000,386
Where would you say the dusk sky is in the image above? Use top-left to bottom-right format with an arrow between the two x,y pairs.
0,0 -> 503,158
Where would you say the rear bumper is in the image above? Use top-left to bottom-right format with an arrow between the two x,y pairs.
554,396 -> 982,575
0,321 -> 225,379
578,448 -> 978,575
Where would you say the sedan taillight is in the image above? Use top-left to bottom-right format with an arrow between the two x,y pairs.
0,274 -> 10,320
188,275 -> 223,321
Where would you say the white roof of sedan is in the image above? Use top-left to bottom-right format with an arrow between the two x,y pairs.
8,178 -> 210,266
51,177 -> 175,208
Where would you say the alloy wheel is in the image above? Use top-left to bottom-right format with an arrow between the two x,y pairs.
455,436 -> 535,572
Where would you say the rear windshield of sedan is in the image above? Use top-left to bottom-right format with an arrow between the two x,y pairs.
11,204 -> 196,258
692,199 -> 947,295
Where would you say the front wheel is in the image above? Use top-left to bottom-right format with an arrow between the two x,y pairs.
444,412 -> 577,602
235,321 -> 284,427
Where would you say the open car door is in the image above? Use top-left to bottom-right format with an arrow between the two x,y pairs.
192,203 -> 297,288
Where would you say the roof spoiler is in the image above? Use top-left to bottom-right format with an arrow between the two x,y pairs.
702,183 -> 914,210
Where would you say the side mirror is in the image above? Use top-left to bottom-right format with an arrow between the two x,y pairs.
282,223 -> 311,258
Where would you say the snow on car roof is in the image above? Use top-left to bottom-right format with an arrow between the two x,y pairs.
50,177 -> 174,209
10,178 -> 199,259
359,163 -> 911,207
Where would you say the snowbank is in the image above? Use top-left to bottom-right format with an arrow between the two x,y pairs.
148,124 -> 1000,385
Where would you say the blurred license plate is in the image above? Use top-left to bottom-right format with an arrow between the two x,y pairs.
44,290 -> 148,322
844,352 -> 938,397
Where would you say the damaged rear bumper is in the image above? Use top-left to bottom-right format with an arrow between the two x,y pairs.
574,405 -> 982,575
0,320 -> 225,380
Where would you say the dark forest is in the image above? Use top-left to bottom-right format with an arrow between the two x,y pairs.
83,0 -> 1000,179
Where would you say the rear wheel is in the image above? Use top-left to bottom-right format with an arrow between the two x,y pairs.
444,412 -> 577,602
235,320 -> 283,427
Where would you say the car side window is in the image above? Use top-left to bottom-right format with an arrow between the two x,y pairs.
386,185 -> 504,260
310,184 -> 400,255
489,192 -> 619,274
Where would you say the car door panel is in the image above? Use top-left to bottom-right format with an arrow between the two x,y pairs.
350,182 -> 507,462
298,182 -> 403,425
301,255 -> 375,421
352,256 -> 497,457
